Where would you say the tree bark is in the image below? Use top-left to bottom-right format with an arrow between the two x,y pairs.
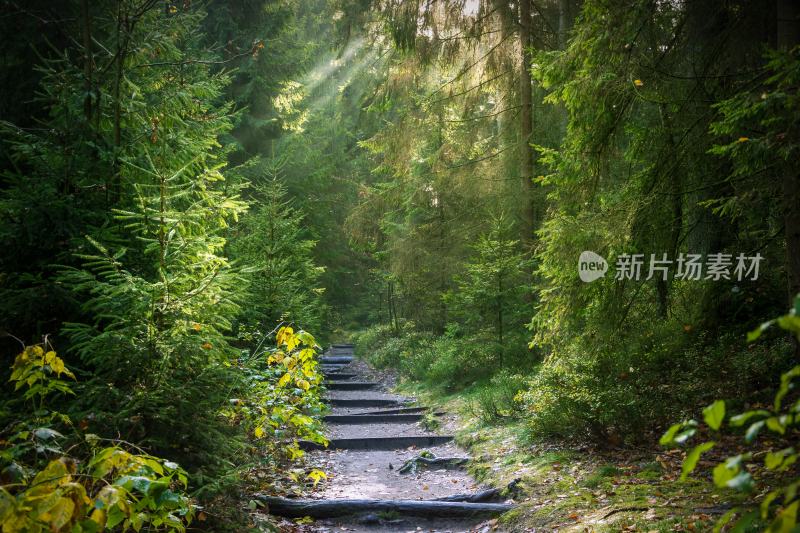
518,0 -> 536,246
81,0 -> 93,122
111,1 -> 129,204
777,0 -> 800,305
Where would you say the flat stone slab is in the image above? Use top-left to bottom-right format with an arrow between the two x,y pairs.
323,373 -> 357,380
320,356 -> 354,364
326,381 -> 379,390
355,406 -> 428,415
300,436 -> 453,451
325,398 -> 407,408
326,421 -> 435,440
323,414 -> 423,424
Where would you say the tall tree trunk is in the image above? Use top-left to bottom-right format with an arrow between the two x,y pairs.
777,0 -> 800,305
81,0 -> 93,122
518,0 -> 536,247
558,0 -> 570,49
777,0 -> 800,358
656,104 -> 682,318
111,2 -> 134,205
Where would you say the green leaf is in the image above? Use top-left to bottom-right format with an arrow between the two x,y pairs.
761,490 -> 779,519
714,507 -> 738,533
745,420 -> 765,443
768,500 -> 798,531
713,462 -> 737,488
660,420 -> 697,446
729,410 -> 770,427
681,441 -> 715,481
766,416 -> 787,435
703,400 -> 726,430
730,509 -> 757,533
747,320 -> 774,342
726,471 -> 753,492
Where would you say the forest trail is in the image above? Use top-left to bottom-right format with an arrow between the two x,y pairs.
263,345 -> 514,532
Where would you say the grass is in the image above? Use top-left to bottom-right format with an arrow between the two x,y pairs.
391,377 -> 757,532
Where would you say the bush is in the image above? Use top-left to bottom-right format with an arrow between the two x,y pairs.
1,344 -> 195,532
470,371 -> 528,424
518,313 -> 795,442
661,295 -> 800,532
353,323 -> 399,363
355,325 -> 504,393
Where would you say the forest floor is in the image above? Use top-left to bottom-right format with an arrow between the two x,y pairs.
402,387 -> 757,532
266,353 -> 751,532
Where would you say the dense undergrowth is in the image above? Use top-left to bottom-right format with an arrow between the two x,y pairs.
355,319 -> 794,443
1,327 -> 327,531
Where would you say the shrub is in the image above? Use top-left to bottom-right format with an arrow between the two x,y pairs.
0,344 -> 194,532
661,295 -> 800,532
470,371 -> 528,424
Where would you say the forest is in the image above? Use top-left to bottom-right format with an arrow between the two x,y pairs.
1,0 -> 799,532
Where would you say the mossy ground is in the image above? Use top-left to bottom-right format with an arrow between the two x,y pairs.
396,381 -> 757,532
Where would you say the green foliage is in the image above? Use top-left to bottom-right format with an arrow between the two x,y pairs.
229,175 -> 326,336
1,345 -> 194,532
469,371 -> 527,425
228,326 -> 328,463
662,295 -> 800,532
444,217 -> 533,365
354,323 -> 503,392
9,345 -> 75,405
58,146 -> 248,479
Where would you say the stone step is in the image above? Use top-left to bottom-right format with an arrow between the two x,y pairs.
321,364 -> 349,374
323,372 -> 357,380
319,356 -> 354,365
325,381 -> 379,391
325,398 -> 405,408
355,406 -> 428,415
299,435 -> 453,451
323,413 -> 423,424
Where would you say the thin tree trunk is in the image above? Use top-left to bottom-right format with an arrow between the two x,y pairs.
81,0 -> 93,122
656,103 -> 682,318
497,271 -> 504,365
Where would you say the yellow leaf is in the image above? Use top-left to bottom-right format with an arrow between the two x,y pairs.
634,79 -> 643,87
277,373 -> 292,388
737,136 -> 749,143
306,469 -> 327,487
50,357 -> 66,376
286,336 -> 300,352
296,379 -> 310,391
254,426 -> 265,439
276,326 -> 293,346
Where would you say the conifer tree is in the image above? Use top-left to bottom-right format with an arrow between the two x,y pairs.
230,168 -> 326,336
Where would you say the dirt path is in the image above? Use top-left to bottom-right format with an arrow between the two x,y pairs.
272,345 -> 512,532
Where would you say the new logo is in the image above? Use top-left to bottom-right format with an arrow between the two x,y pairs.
579,251 -> 608,282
